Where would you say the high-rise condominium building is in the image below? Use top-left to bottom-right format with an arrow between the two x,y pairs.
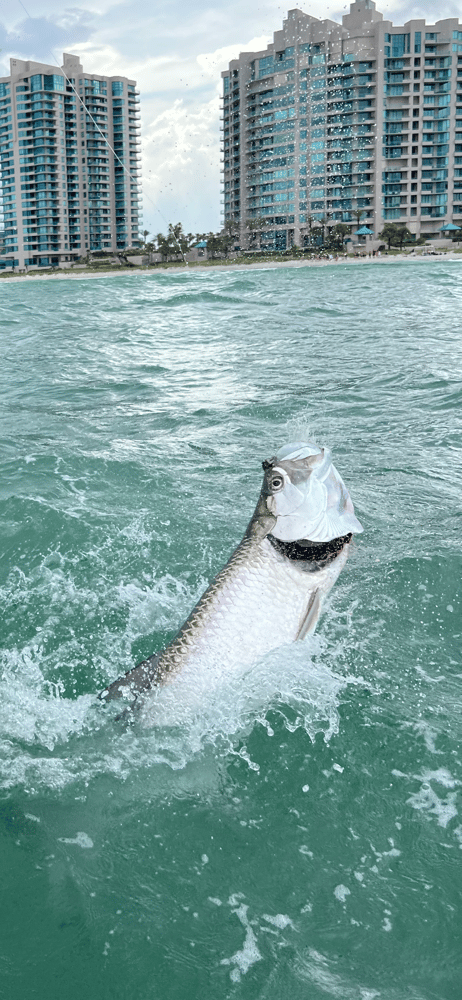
0,53 -> 142,270
221,0 -> 462,250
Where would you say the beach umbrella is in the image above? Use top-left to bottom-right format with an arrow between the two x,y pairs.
354,226 -> 374,235
440,224 -> 460,231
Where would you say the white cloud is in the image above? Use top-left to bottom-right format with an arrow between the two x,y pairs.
68,32 -> 272,96
382,0 -> 461,19
134,35 -> 272,234
61,33 -> 275,234
196,35 -> 272,79
141,96 -> 221,236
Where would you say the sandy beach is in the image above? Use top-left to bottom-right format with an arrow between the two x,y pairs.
0,249 -> 461,284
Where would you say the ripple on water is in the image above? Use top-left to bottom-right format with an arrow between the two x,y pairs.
0,262 -> 461,999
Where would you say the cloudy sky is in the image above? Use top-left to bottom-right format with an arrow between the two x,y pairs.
0,0 -> 455,236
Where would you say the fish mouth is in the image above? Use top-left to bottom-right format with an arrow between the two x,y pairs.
267,532 -> 352,570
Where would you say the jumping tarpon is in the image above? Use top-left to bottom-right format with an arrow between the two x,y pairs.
101,442 -> 363,710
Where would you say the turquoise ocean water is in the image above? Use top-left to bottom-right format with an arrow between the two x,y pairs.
0,261 -> 461,999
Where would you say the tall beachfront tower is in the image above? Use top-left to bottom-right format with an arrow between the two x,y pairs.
221,1 -> 462,250
0,53 -> 142,270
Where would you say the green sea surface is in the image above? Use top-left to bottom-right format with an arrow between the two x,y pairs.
0,262 -> 461,1000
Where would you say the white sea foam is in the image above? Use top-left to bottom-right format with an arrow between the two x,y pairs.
0,531 -> 368,794
262,913 -> 294,930
219,894 -> 296,982
220,902 -> 263,982
406,785 -> 458,829
13,576 -> 359,806
58,831 -> 94,848
0,615 -> 366,793
138,635 -> 367,742
393,768 -> 460,832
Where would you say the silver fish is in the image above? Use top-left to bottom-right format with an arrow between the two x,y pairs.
101,442 -> 363,710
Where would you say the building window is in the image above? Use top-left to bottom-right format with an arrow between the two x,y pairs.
112,81 -> 124,95
259,56 -> 275,78
390,33 -> 410,57
44,75 -> 65,91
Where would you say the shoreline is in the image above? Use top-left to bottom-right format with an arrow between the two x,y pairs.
0,250 -> 461,284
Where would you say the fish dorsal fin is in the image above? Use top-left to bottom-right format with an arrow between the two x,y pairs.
296,589 -> 322,640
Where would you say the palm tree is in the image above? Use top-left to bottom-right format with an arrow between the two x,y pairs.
331,222 -> 350,250
245,216 -> 267,249
224,217 -> 240,238
317,215 -> 331,246
352,209 -> 366,238
302,214 -> 315,248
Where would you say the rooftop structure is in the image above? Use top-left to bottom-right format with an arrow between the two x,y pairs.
0,53 -> 142,270
221,1 -> 462,250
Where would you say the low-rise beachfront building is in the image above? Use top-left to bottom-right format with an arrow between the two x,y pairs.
220,0 -> 462,250
0,53 -> 142,270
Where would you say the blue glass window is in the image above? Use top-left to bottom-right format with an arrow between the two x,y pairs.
44,75 -> 65,91
259,57 -> 275,78
391,34 -> 410,56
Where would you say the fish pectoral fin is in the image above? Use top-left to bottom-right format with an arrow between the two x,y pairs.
296,590 -> 322,640
99,653 -> 163,711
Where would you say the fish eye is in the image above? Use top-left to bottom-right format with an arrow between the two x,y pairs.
271,475 -> 284,491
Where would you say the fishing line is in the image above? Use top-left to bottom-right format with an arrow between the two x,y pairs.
10,0 -> 188,261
